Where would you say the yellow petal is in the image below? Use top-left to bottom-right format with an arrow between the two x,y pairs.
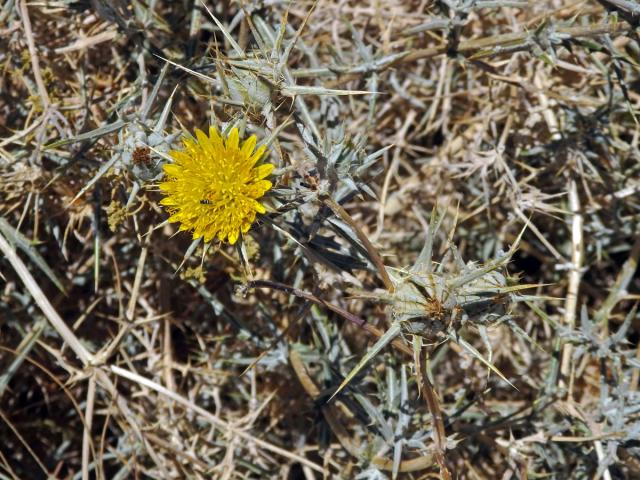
159,196 -> 178,206
204,228 -> 217,243
248,145 -> 266,166
240,135 -> 257,159
168,150 -> 191,164
182,137 -> 197,152
193,223 -> 205,238
196,128 -> 215,157
253,200 -> 266,214
228,229 -> 239,245
208,126 -> 224,152
226,128 -> 239,152
247,180 -> 272,197
158,181 -> 174,192
162,163 -> 182,176
252,163 -> 274,180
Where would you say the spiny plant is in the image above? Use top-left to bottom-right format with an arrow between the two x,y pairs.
1,1 -> 639,479
329,208 -> 539,401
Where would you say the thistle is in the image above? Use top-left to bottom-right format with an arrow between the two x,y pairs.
159,127 -> 274,245
331,211 -> 534,400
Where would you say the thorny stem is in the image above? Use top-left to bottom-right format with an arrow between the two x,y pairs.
397,22 -> 635,64
560,180 -> 583,397
420,373 -> 451,480
320,193 -> 395,292
558,183 -> 613,480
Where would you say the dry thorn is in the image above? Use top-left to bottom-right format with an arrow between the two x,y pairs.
19,0 -> 50,109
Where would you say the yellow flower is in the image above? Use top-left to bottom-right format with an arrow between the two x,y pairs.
159,127 -> 273,245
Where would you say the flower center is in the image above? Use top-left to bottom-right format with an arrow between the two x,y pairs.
203,182 -> 243,206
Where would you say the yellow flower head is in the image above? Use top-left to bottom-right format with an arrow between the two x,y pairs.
159,127 -> 273,245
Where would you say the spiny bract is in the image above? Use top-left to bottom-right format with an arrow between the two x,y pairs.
159,127 -> 273,244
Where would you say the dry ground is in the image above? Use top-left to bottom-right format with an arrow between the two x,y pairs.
1,0 -> 639,478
